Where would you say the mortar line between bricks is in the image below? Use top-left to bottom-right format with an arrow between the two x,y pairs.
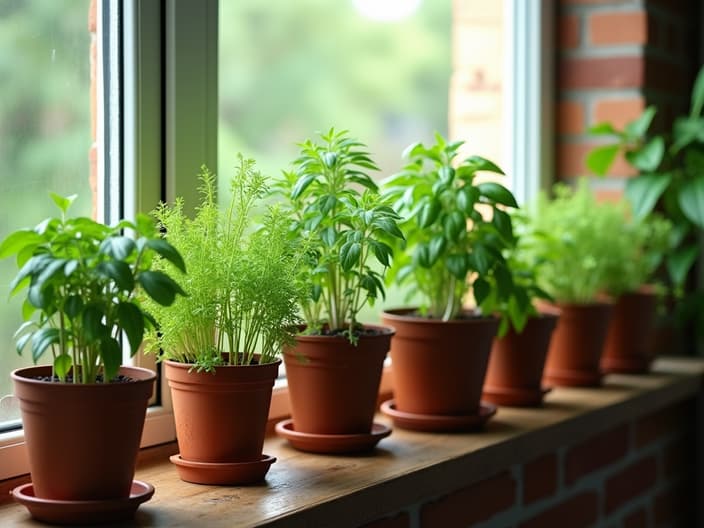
560,45 -> 643,59
560,1 -> 646,16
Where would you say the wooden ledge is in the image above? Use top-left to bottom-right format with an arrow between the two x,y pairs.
2,357 -> 703,527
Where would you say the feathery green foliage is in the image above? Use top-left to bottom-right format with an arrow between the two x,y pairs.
0,194 -> 186,383
144,156 -> 301,369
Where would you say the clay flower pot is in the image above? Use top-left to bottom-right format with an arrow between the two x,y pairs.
11,365 -> 156,501
278,325 -> 393,453
164,356 -> 280,485
380,309 -> 499,431
483,313 -> 559,407
601,287 -> 658,374
542,301 -> 614,387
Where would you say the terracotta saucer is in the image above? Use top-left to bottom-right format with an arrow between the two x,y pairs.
275,419 -> 391,454
482,385 -> 552,407
170,454 -> 276,485
380,400 -> 497,432
543,367 -> 602,387
600,355 -> 651,374
12,480 -> 154,525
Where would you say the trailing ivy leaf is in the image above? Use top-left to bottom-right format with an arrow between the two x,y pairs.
625,136 -> 664,172
145,238 -> 186,273
667,244 -> 699,287
625,173 -> 671,219
477,182 -> 518,208
54,353 -> 72,380
677,176 -> 704,229
99,236 -> 136,260
117,302 -> 145,356
31,327 -> 60,362
138,270 -> 187,306
586,144 -> 619,176
101,337 -> 122,382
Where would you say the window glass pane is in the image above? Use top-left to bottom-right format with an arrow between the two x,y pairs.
0,0 -> 93,428
218,0 -> 451,321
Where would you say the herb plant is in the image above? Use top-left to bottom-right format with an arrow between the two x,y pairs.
276,128 -> 404,339
144,156 -> 301,370
0,193 -> 187,383
586,64 -> 704,296
382,133 -> 520,324
518,179 -> 639,304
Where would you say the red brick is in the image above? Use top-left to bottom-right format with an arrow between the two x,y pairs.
420,471 -> 516,528
623,508 -> 648,528
523,453 -> 558,505
559,14 -> 581,49
557,100 -> 586,135
589,11 -> 648,46
604,456 -> 657,514
88,0 -> 97,33
593,97 -> 646,130
361,512 -> 410,528
519,492 -> 598,528
565,425 -> 629,485
559,57 -> 644,90
594,188 -> 624,203
558,142 -> 637,179
635,403 -> 689,448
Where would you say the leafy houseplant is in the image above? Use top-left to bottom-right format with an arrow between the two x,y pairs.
144,156 -> 301,483
273,128 -> 403,451
0,193 -> 185,516
380,133 -> 521,429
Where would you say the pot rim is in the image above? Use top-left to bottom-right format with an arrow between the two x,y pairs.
292,323 -> 395,343
163,356 -> 282,370
11,364 -> 156,385
381,307 -> 499,326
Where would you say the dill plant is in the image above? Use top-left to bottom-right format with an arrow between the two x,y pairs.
145,155 -> 301,369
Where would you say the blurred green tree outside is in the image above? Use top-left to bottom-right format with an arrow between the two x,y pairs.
0,0 -> 91,416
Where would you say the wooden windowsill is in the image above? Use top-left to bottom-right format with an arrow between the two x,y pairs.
2,357 -> 703,527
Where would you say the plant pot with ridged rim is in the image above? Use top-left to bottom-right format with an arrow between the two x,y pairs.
381,309 -> 498,416
542,301 -> 614,387
164,356 -> 280,484
12,365 -> 155,501
483,312 -> 558,407
601,287 -> 659,374
142,157 -> 301,482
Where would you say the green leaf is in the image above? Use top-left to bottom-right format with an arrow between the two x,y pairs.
54,354 -> 72,380
494,264 -> 514,300
678,176 -> 704,229
49,192 -> 77,214
418,199 -> 441,228
471,245 -> 490,274
370,240 -> 392,267
64,295 -> 84,319
589,122 -> 619,136
340,242 -> 361,272
456,187 -> 477,214
100,236 -> 136,260
691,65 -> 704,118
138,271 -> 187,306
291,174 -> 317,199
82,304 -> 107,342
28,283 -> 52,310
624,106 -> 656,138
625,173 -> 671,219
31,327 -> 60,363
318,194 -> 337,216
21,298 -> 36,321
444,211 -> 466,241
35,258 -> 67,290
672,117 -> 704,152
667,245 -> 699,287
101,337 -> 122,381
320,226 -> 336,247
465,156 -> 504,174
415,244 -> 431,268
473,277 -> 490,306
492,209 -> 513,241
625,136 -> 664,172
446,253 -> 467,279
0,230 -> 42,259
427,235 -> 447,266
145,238 -> 186,274
586,144 -> 619,176
97,260 -> 135,291
373,217 -> 404,240
117,302 -> 145,356
16,332 -> 32,356
477,182 -> 518,208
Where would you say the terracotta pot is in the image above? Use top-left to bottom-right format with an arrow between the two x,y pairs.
164,357 -> 280,464
601,288 -> 658,374
542,302 -> 614,387
282,325 -> 392,435
11,365 -> 155,501
483,313 -> 559,406
381,309 -> 499,415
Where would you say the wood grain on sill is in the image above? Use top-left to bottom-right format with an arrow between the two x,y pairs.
1,357 -> 702,528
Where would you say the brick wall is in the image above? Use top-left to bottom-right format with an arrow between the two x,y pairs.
359,400 -> 697,528
555,0 -> 702,200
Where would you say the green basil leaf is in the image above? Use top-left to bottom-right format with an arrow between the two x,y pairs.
586,144 -> 619,176
138,270 -> 187,306
31,327 -> 60,362
678,176 -> 704,229
625,172 -> 671,219
145,238 -> 186,273
53,353 -> 72,380
101,337 -> 122,382
117,301 -> 145,356
477,182 -> 518,208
